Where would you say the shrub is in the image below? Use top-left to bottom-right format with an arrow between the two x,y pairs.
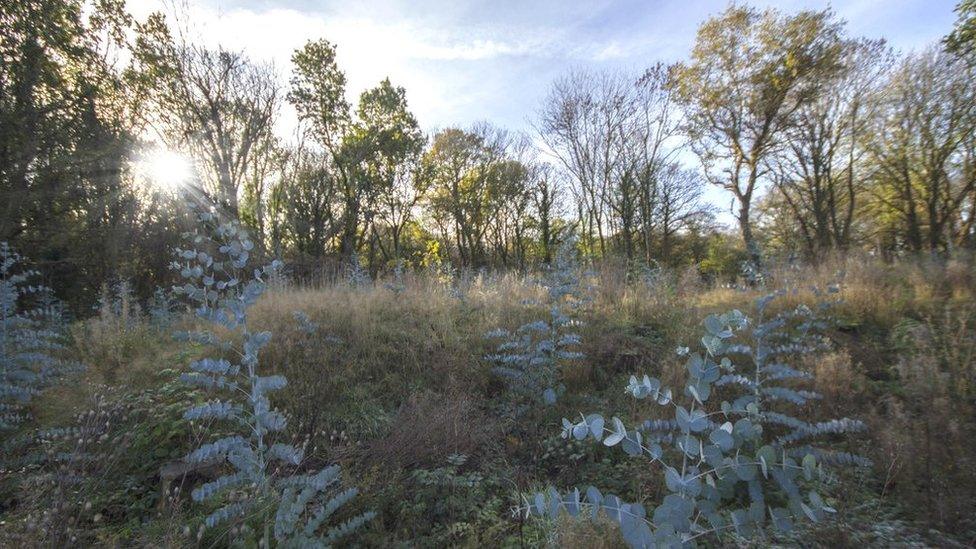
149,287 -> 179,327
72,280 -> 161,385
876,303 -> 976,533
94,279 -> 141,324
172,204 -> 373,545
0,242 -> 79,435
393,453 -> 511,545
2,378 -> 196,546
523,287 -> 869,546
486,238 -> 586,409
344,253 -> 372,288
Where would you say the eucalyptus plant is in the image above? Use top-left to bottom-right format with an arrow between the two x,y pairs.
1,243 -> 78,435
486,237 -> 585,409
344,252 -> 371,288
173,204 -> 372,545
523,287 -> 868,547
149,287 -> 178,327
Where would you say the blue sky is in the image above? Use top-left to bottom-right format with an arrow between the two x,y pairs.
130,0 -> 960,131
128,0 -> 961,223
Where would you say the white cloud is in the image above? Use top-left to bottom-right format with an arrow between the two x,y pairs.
125,0 -> 563,133
591,41 -> 625,61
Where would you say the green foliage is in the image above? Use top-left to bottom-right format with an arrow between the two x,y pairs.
524,287 -> 868,546
0,0 -> 157,312
384,453 -> 519,546
697,234 -> 748,283
172,204 -> 372,545
4,373 -> 196,546
288,39 -> 351,147
945,0 -> 976,57
672,5 -> 846,260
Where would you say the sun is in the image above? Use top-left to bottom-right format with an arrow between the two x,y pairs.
133,147 -> 194,192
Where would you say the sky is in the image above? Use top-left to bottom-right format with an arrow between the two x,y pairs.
126,0 -> 962,224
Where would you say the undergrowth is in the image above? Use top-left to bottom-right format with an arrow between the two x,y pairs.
0,253 -> 973,546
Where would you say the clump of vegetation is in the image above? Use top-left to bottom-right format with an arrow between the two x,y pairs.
172,205 -> 373,545
344,253 -> 372,288
6,379 -> 196,546
2,254 -> 974,547
486,238 -> 585,409
525,287 -> 868,546
1,243 -> 79,435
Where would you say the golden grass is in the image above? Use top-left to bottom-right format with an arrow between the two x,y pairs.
59,255 -> 973,431
37,253 -> 975,541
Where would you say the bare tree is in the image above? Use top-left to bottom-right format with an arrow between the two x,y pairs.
655,163 -> 712,261
622,64 -> 682,262
538,67 -> 680,262
537,69 -> 632,257
768,38 -> 893,259
865,46 -> 976,253
131,16 -> 280,219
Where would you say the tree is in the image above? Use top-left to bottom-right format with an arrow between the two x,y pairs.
538,69 -> 632,258
240,134 -> 284,242
130,15 -> 281,220
0,0 -> 175,311
530,163 -> 563,264
865,47 -> 976,253
482,135 -> 536,268
422,125 -> 511,267
288,39 -> 361,258
539,66 -> 688,264
351,79 -> 425,263
654,163 -> 711,261
946,0 -> 976,58
767,39 -> 893,259
672,6 -> 845,265
623,65 -> 682,263
269,139 -> 340,258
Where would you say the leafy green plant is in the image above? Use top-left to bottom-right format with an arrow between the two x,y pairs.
523,288 -> 868,547
485,237 -> 585,408
172,205 -> 373,545
393,454 -> 511,545
6,376 -> 195,546
1,242 -> 79,435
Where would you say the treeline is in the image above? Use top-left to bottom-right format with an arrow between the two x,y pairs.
1,1 -> 974,311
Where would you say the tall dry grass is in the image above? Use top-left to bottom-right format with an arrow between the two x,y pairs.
44,253 -> 976,543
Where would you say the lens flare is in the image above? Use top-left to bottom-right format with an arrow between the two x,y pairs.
134,148 -> 194,192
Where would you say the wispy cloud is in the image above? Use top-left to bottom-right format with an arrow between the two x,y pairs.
127,0 -> 958,132
126,0 -> 639,132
